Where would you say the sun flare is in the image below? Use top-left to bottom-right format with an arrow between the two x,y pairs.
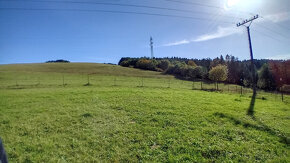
224,0 -> 241,10
227,0 -> 240,7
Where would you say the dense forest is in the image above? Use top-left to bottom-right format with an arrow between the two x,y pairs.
119,56 -> 290,91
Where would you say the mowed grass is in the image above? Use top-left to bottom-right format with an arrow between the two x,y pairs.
0,63 -> 289,162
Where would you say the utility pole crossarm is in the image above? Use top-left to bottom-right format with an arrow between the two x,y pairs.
237,15 -> 258,27
237,14 -> 259,95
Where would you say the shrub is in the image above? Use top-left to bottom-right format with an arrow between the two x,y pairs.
158,60 -> 170,71
187,66 -> 203,79
136,59 -> 157,71
120,60 -> 130,67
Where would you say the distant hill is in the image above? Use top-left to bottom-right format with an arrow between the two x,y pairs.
0,62 -> 172,79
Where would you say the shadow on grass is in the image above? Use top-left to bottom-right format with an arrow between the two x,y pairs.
83,83 -> 92,86
247,91 -> 256,117
214,89 -> 289,144
213,112 -> 289,145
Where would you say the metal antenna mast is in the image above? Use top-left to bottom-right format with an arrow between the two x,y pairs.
237,14 -> 259,95
150,36 -> 154,58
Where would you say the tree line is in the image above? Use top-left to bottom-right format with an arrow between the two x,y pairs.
119,56 -> 290,91
46,59 -> 70,63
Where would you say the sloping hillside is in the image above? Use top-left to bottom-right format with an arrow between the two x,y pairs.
0,63 -> 172,78
0,63 -> 289,162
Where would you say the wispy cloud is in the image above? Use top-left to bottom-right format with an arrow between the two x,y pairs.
162,40 -> 190,47
193,26 -> 242,42
161,25 -> 242,47
266,54 -> 290,60
160,11 -> 290,47
263,12 -> 290,23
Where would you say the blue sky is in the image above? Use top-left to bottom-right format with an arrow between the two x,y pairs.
0,0 -> 289,64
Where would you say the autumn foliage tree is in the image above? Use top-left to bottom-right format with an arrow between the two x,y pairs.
187,60 -> 197,67
269,60 -> 290,88
257,63 -> 276,90
209,65 -> 228,90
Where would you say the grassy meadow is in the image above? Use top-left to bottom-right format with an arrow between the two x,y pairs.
0,63 -> 289,162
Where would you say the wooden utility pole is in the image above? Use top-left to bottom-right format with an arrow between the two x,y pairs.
237,15 -> 259,95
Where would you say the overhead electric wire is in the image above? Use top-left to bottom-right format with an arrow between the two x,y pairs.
165,0 -> 226,10
0,7 -> 235,24
1,0 -> 288,40
162,0 -> 290,39
260,16 -> 290,31
252,29 -> 288,45
255,23 -> 290,40
164,0 -> 251,15
0,0 -> 240,20
203,11 -> 228,38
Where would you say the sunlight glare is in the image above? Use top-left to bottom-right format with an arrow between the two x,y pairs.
227,0 -> 240,7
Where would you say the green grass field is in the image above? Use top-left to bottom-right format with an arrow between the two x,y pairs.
0,63 -> 289,162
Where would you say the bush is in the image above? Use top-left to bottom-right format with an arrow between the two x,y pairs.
120,60 -> 130,67
158,60 -> 170,71
136,59 -> 157,71
187,66 -> 203,79
119,58 -> 139,67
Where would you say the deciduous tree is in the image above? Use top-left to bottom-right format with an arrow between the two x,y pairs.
209,65 -> 228,90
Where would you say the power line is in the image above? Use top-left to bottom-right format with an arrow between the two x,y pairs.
255,23 -> 290,40
260,16 -> 290,31
0,7 -> 235,24
252,29 -> 288,44
1,0 -> 288,41
162,0 -> 290,39
165,0 -> 225,10
164,0 -> 251,15
0,0 -> 240,20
